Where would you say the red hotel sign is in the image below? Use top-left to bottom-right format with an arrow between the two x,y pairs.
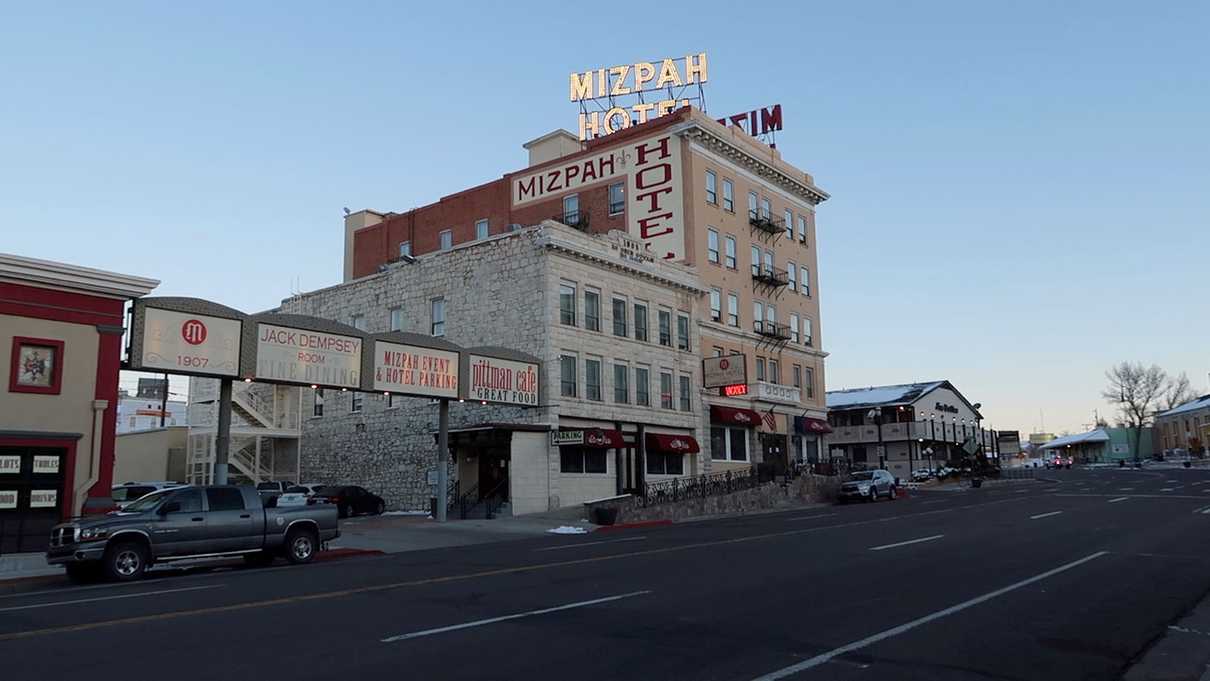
468,354 -> 538,406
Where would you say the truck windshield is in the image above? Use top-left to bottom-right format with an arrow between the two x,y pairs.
112,486 -> 155,502
122,489 -> 171,513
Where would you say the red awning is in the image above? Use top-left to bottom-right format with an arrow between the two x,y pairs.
797,416 -> 833,435
710,405 -> 762,428
645,433 -> 701,454
582,428 -> 626,449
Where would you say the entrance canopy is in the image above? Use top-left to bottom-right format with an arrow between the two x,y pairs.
795,416 -> 833,435
710,405 -> 761,428
645,433 -> 700,454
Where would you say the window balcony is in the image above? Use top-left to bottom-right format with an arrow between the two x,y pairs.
751,265 -> 789,288
748,211 -> 783,235
753,321 -> 792,341
554,210 -> 590,231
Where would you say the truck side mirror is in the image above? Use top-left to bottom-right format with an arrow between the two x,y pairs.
159,501 -> 181,515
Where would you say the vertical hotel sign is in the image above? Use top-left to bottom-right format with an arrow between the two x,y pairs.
511,132 -> 685,260
255,324 -> 361,388
372,341 -> 459,398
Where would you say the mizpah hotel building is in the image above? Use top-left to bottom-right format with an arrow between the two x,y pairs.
296,105 -> 830,514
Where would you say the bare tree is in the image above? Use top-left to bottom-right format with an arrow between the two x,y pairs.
1102,362 -> 1168,461
1163,372 -> 1197,411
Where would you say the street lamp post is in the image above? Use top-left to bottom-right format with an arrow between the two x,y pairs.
868,408 -> 885,470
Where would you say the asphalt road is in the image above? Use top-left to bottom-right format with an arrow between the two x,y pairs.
4,467 -> 1210,681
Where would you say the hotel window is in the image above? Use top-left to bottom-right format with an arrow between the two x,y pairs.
707,228 -> 720,263
766,305 -> 776,326
727,293 -> 739,327
647,451 -> 684,476
804,367 -> 815,399
763,250 -> 773,276
748,191 -> 758,219
563,194 -> 580,224
585,358 -> 602,401
389,307 -> 404,332
387,393 -> 397,409
679,374 -> 692,412
760,197 -> 771,220
634,302 -> 649,341
350,391 -> 363,413
635,366 -> 651,406
792,365 -> 802,388
750,245 -> 761,276
705,170 -> 717,204
801,267 -> 811,296
709,289 -> 722,322
798,214 -> 808,243
722,179 -> 734,211
658,309 -> 672,346
560,354 -> 578,397
787,262 -> 797,291
614,362 -> 629,404
585,289 -> 601,331
785,209 -> 794,238
612,297 -> 628,337
753,301 -> 764,332
475,219 -> 489,240
561,447 -> 607,474
803,317 -> 813,346
312,389 -> 324,418
560,283 -> 577,325
724,235 -> 737,269
399,241 -> 411,258
768,360 -> 780,384
713,346 -> 725,357
789,313 -> 799,343
676,313 -> 690,351
608,182 -> 625,215
349,313 -> 365,331
430,298 -> 445,336
439,229 -> 453,251
755,357 -> 766,381
660,371 -> 674,409
711,426 -> 749,461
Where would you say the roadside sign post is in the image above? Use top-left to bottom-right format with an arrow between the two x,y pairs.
436,398 -> 449,522
214,377 -> 233,485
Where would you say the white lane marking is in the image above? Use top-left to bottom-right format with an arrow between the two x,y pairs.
749,551 -> 1110,680
1057,493 -> 1210,500
922,500 -> 947,505
869,535 -> 944,552
534,537 -> 647,552
1015,489 -> 1030,494
0,584 -> 222,613
1119,487 -> 1134,491
381,590 -> 651,642
1108,497 -> 1129,504
1030,511 -> 1063,520
784,513 -> 840,522
1161,488 -> 1176,492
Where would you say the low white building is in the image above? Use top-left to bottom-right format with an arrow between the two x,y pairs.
115,397 -> 187,433
824,380 -> 998,479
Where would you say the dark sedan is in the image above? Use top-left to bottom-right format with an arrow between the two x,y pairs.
312,485 -> 386,518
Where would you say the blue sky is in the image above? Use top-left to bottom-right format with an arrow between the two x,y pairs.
3,1 -> 1206,434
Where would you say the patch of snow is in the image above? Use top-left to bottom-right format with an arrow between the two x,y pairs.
547,526 -> 590,535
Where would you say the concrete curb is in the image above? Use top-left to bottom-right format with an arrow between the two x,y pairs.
595,520 -> 673,532
1123,587 -> 1210,681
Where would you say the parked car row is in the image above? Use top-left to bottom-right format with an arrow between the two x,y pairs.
114,481 -> 388,520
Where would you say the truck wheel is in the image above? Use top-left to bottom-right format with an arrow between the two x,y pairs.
338,504 -> 350,519
889,486 -> 898,500
65,562 -> 101,584
285,527 -> 318,565
374,500 -> 385,515
104,541 -> 148,582
868,489 -> 878,503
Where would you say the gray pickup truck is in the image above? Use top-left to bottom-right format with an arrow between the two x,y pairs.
46,485 -> 339,582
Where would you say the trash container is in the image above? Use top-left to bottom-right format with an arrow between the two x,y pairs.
971,478 -> 983,488
592,506 -> 619,526
429,497 -> 437,517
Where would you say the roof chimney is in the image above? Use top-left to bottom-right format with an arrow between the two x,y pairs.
522,129 -> 582,167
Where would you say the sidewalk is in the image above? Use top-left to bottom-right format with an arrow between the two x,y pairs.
1123,589 -> 1210,681
331,506 -> 595,553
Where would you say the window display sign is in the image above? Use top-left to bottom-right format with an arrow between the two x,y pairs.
30,489 -> 57,508
372,340 -> 459,398
32,456 -> 59,474
0,456 -> 19,474
0,490 -> 15,509
256,323 -> 361,389
134,307 -> 241,377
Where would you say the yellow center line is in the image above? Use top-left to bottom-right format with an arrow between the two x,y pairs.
0,500 -> 1030,642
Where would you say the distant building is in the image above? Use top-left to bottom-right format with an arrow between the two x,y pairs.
824,380 -> 996,479
116,397 -> 187,433
1154,394 -> 1210,457
135,377 -> 167,400
1029,433 -> 1056,446
1039,427 -> 1154,463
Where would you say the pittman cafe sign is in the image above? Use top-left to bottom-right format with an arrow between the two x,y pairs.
467,354 -> 539,406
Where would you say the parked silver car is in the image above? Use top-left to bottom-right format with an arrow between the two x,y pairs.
838,469 -> 898,503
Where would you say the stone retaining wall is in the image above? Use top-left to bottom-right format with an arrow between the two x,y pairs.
585,475 -> 841,524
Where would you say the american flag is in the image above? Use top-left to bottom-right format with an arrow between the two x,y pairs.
762,407 -> 777,431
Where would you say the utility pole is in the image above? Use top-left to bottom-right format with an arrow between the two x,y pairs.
159,372 -> 169,427
214,378 -> 233,485
436,398 -> 449,522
